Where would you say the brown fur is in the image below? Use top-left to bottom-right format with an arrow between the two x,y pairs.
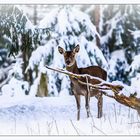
58,45 -> 107,120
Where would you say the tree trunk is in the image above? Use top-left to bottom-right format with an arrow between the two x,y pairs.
36,72 -> 48,97
94,5 -> 100,47
22,32 -> 33,85
33,5 -> 37,25
34,65 -> 38,78
22,46 -> 28,81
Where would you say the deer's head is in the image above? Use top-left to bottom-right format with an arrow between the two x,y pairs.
58,44 -> 80,67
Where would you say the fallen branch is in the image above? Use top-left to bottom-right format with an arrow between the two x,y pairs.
46,65 -> 140,115
46,65 -> 122,92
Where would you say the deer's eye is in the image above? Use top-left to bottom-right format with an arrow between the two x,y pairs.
72,53 -> 75,57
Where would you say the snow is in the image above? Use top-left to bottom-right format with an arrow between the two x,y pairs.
130,74 -> 140,97
57,8 -> 72,35
115,24 -> 124,46
108,50 -> 128,78
1,78 -> 29,97
85,5 -> 95,14
38,7 -> 59,29
110,50 -> 126,62
38,6 -> 100,40
14,5 -> 35,32
27,39 -> 57,70
129,54 -> 140,74
0,95 -> 139,135
25,17 -> 35,32
128,29 -> 140,39
128,54 -> 140,97
1,5 -> 140,136
71,8 -> 100,39
100,11 -> 122,45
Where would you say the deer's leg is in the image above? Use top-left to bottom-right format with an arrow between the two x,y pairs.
85,93 -> 90,118
97,93 -> 103,118
74,95 -> 81,121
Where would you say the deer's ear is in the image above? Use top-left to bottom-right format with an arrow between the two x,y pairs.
58,46 -> 65,54
73,44 -> 80,53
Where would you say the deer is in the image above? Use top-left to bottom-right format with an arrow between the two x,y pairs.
58,44 -> 107,120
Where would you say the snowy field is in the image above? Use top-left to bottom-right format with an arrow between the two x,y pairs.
0,95 -> 139,135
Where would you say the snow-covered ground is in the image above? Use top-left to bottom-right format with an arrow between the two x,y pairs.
0,95 -> 139,135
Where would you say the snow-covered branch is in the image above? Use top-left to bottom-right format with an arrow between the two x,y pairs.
46,65 -> 140,115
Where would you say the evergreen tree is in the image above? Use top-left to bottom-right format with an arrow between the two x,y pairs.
83,5 -> 140,84
27,6 -> 107,96
0,5 -> 50,96
105,5 -> 140,84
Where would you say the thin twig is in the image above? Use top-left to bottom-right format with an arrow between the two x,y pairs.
54,120 -> 59,135
46,121 -> 53,135
13,112 -> 16,134
108,116 -> 113,129
70,120 -> 80,135
37,122 -> 40,135
90,114 -> 106,135
92,123 -> 107,135
113,103 -> 117,123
